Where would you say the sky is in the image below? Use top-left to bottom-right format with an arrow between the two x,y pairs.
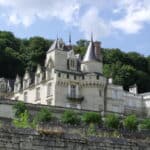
0,0 -> 150,56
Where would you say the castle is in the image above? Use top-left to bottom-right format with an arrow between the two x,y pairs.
0,37 -> 150,117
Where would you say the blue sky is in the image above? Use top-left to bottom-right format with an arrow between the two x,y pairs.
0,0 -> 150,56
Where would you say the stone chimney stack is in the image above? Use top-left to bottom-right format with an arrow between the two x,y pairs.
94,41 -> 102,61
129,84 -> 138,94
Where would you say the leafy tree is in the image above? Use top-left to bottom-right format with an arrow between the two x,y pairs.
82,112 -> 101,124
13,110 -> 31,128
104,62 -> 137,90
104,114 -> 120,129
13,101 -> 27,118
123,115 -> 138,131
61,110 -> 80,125
34,108 -> 52,123
139,119 -> 150,130
127,52 -> 148,73
74,39 -> 89,56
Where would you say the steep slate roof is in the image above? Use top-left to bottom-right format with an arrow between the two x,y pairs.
47,38 -> 65,52
47,39 -> 59,52
82,40 -> 97,62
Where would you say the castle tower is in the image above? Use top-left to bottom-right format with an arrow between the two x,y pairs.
81,36 -> 103,74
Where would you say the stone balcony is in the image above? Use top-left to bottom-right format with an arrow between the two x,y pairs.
67,94 -> 84,102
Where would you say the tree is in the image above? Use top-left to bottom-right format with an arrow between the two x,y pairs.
61,110 -> 80,125
81,112 -> 101,124
123,115 -> 138,131
127,52 -> 148,73
34,108 -> 52,123
104,114 -> 120,129
104,62 -> 137,90
13,101 -> 27,118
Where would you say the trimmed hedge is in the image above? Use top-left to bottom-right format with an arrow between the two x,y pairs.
61,110 -> 80,125
82,112 -> 101,124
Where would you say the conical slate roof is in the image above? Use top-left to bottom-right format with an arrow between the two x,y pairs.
47,38 -> 64,52
48,39 -> 59,52
82,41 -> 97,62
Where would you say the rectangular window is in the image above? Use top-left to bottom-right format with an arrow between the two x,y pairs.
36,74 -> 40,84
36,87 -> 40,100
82,75 -> 84,80
58,73 -> 61,77
47,83 -> 52,97
24,80 -> 28,89
96,75 -> 99,80
112,90 -> 117,99
99,90 -> 102,97
24,92 -> 28,102
70,85 -> 76,97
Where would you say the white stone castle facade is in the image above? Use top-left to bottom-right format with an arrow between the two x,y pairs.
0,38 -> 150,117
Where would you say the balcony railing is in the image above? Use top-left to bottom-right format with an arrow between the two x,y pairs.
67,94 -> 84,102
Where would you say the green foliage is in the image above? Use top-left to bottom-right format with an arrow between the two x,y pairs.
34,108 -> 52,123
104,62 -> 137,90
82,112 -> 101,124
61,110 -> 80,125
13,101 -> 27,118
139,119 -> 150,130
1,30 -> 150,93
123,115 -> 138,131
13,110 -> 31,128
104,114 -> 120,129
87,123 -> 96,136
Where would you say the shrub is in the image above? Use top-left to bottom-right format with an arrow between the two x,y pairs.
13,101 -> 27,118
61,110 -> 80,125
104,114 -> 120,129
35,108 -> 52,123
139,119 -> 150,130
87,123 -> 96,135
123,115 -> 138,131
82,112 -> 101,124
13,110 -> 31,128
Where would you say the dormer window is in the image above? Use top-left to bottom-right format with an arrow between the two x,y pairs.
14,83 -> 20,92
24,92 -> 28,102
35,74 -> 41,84
23,80 -> 28,89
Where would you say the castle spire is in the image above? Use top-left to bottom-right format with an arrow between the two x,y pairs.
82,33 -> 96,62
69,32 -> 72,46
91,32 -> 93,42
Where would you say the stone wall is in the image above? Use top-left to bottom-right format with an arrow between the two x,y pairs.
0,127 -> 149,150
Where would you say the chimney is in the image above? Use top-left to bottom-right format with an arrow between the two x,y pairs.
129,84 -> 138,94
94,41 -> 102,61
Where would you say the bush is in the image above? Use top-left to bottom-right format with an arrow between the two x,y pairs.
61,110 -> 80,125
123,115 -> 138,131
82,112 -> 101,124
139,119 -> 150,130
104,114 -> 120,129
13,101 -> 27,118
13,110 -> 31,128
87,123 -> 96,135
35,108 -> 52,123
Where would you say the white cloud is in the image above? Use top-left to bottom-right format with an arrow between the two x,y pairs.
112,0 -> 150,34
79,8 -> 111,40
0,0 -> 79,26
0,0 -> 150,37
